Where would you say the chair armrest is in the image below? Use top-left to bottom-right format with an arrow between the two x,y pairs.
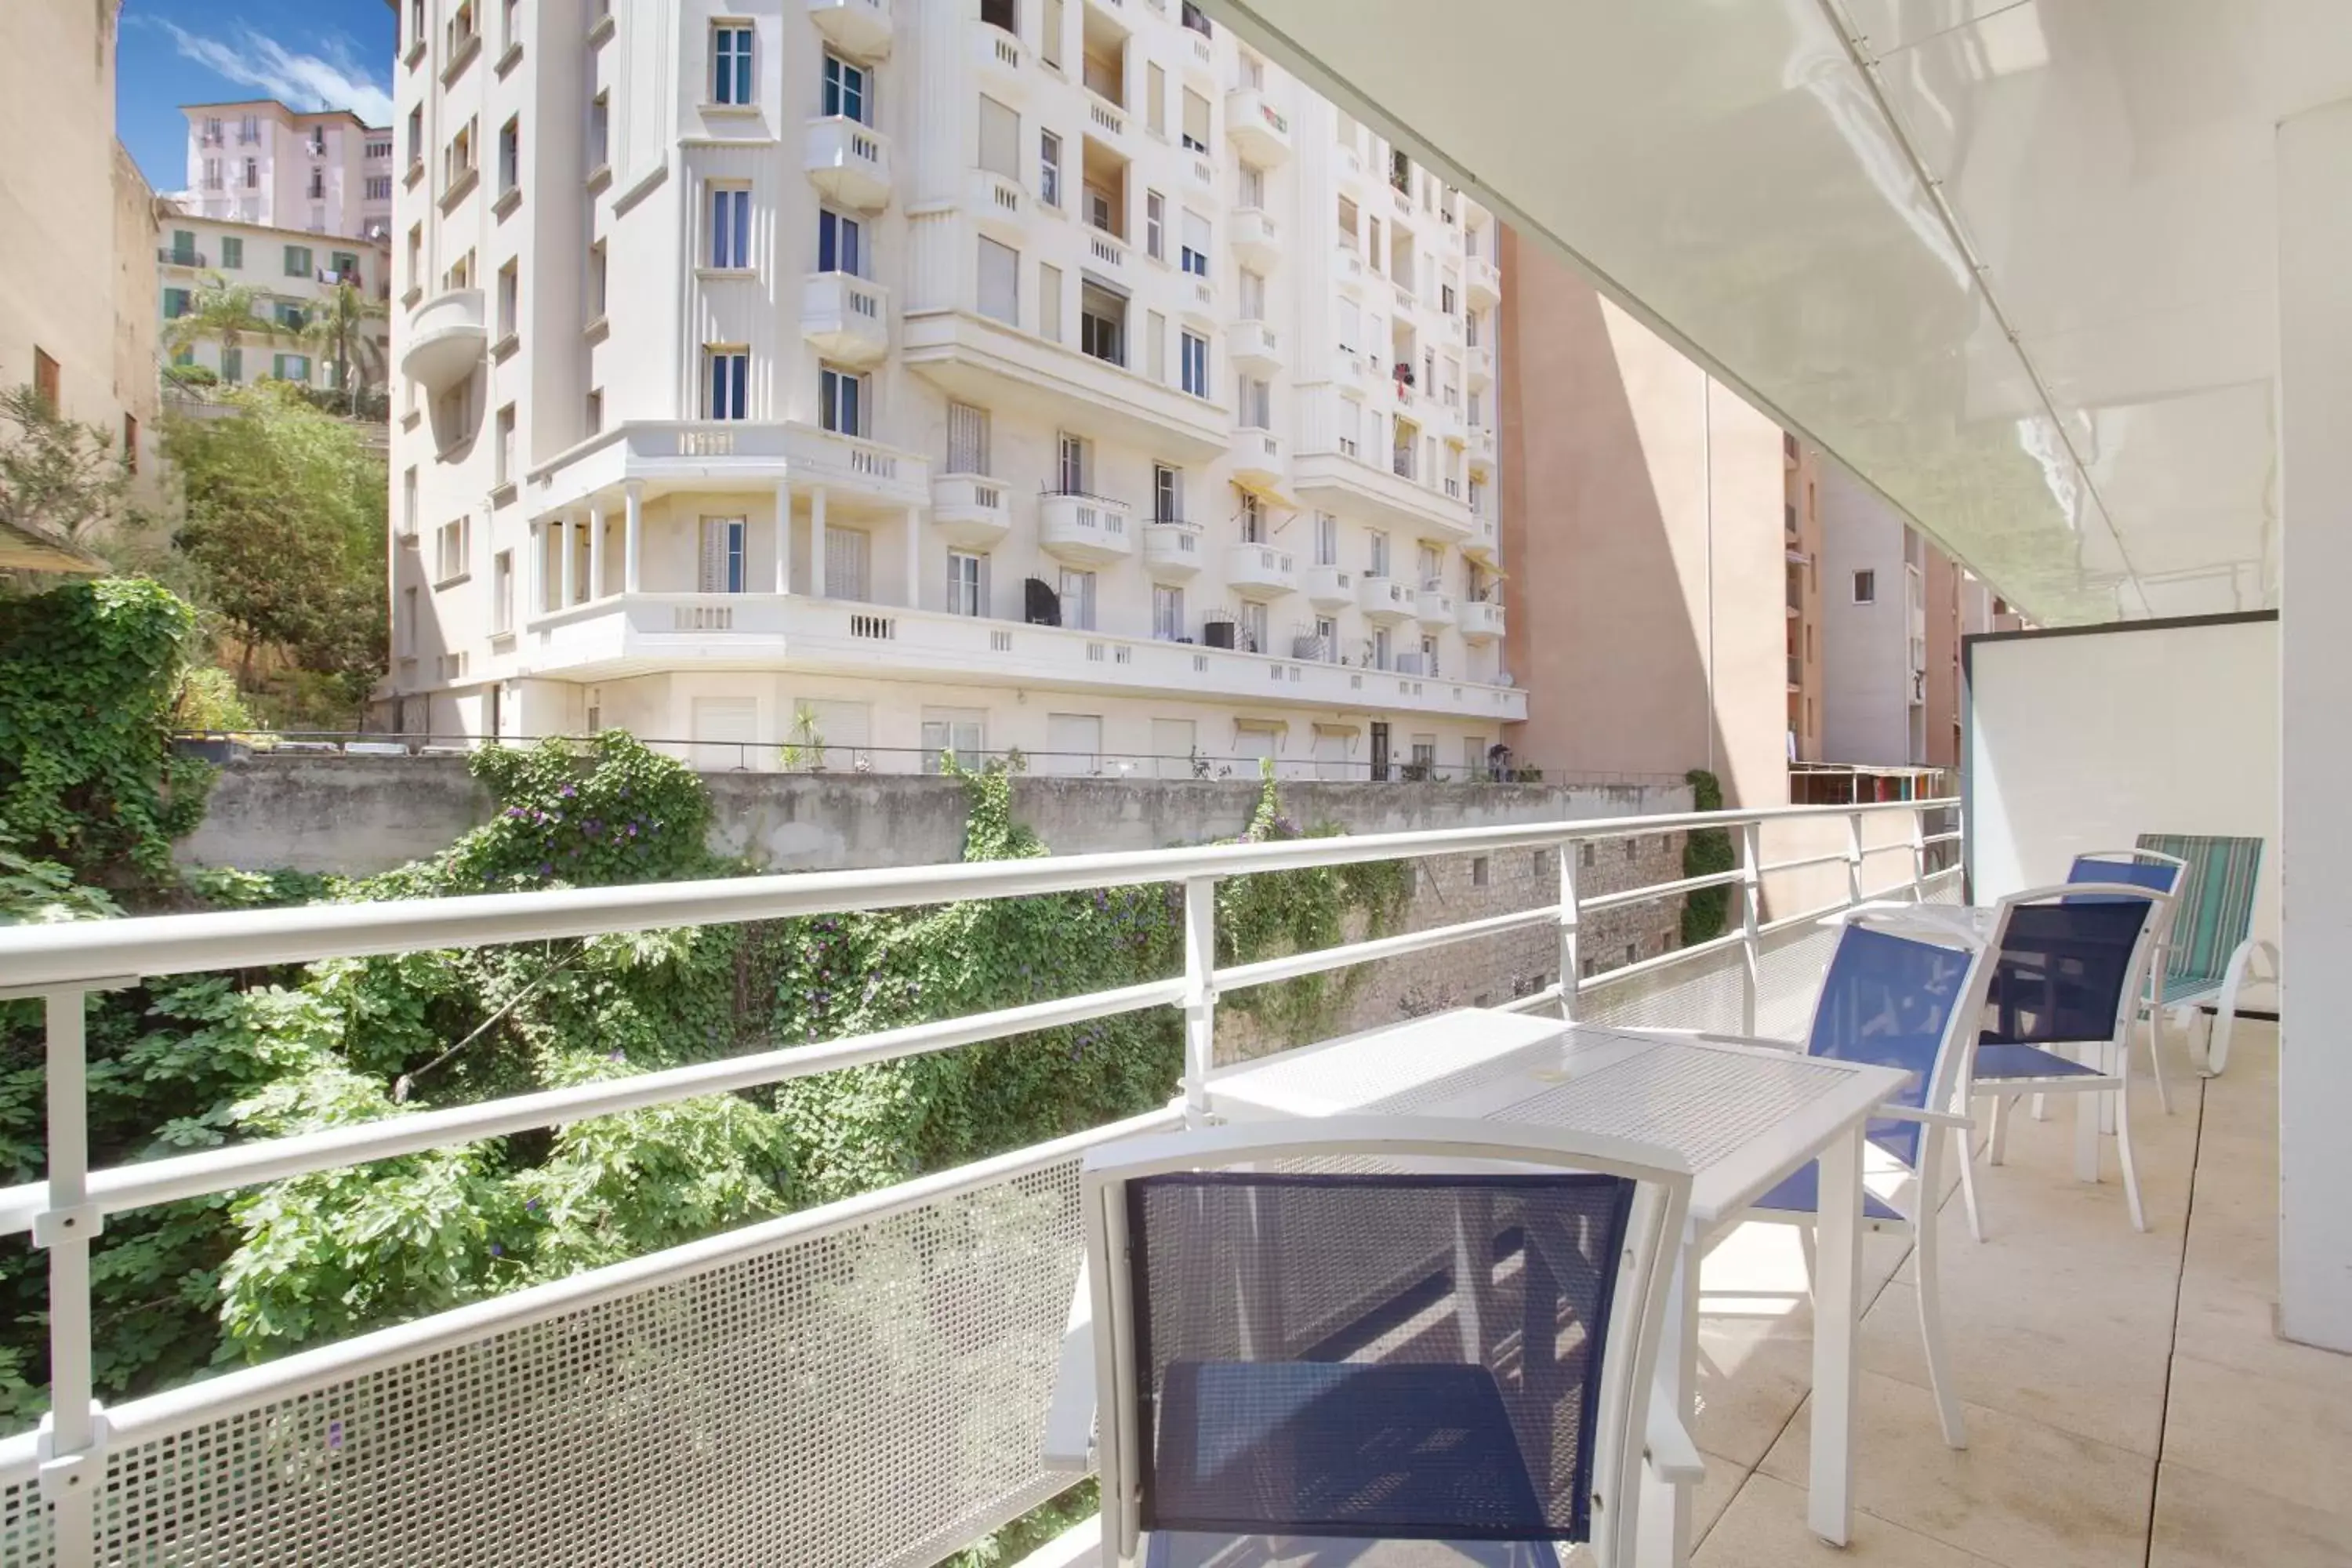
1876,1105 -> 1973,1130
1644,1383 -> 1707,1485
1041,1261 -> 1096,1473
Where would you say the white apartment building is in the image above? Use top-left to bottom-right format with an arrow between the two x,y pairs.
386,0 -> 1519,779
182,100 -> 396,242
158,217 -> 394,392
1817,461 -> 1936,766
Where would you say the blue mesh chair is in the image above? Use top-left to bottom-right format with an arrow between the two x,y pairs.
2066,850 -> 2187,1113
1961,880 -> 2170,1239
1076,1117 -> 1693,1568
1736,917 -> 2006,1450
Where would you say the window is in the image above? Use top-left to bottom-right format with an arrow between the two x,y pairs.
366,176 -> 393,201
495,261 -> 518,338
406,226 -> 423,290
435,517 -> 471,582
217,236 -> 243,270
220,347 -> 241,383
699,517 -> 748,593
1040,130 -> 1062,208
584,389 -> 602,433
1238,375 -> 1270,428
709,183 -> 750,268
1237,162 -> 1265,209
1059,568 -> 1098,630
1369,531 -> 1390,575
494,404 -> 516,487
162,287 -> 191,320
1040,262 -> 1062,340
1181,89 -> 1209,152
1179,209 -> 1208,275
713,22 -> 754,105
826,528 -> 871,599
705,347 -> 748,419
492,548 -> 515,634
1146,310 -> 1165,380
501,0 -> 520,48
921,710 -> 986,772
946,550 -> 988,616
307,169 -> 326,200
1086,184 -> 1113,234
1145,191 -> 1165,260
1080,285 -> 1123,365
1240,601 -> 1268,654
818,364 -> 866,436
1373,626 -> 1392,670
201,158 -> 222,191
283,244 -> 313,278
1240,492 -> 1265,543
822,53 -> 869,122
273,353 -> 312,382
1853,569 -> 1877,604
406,107 -> 423,166
947,402 -> 991,474
1152,463 -> 1181,522
976,236 -> 1018,325
589,241 -> 608,318
1152,584 -> 1185,640
1040,0 -> 1062,67
1147,63 -> 1167,136
275,302 -> 306,331
1181,0 -> 1211,34
402,467 -> 418,537
445,118 -> 477,191
981,0 -> 1015,31
1314,512 -> 1338,566
588,93 -> 610,169
1441,282 -> 1457,314
1057,433 -> 1090,493
816,208 -> 862,274
497,117 -> 520,194
978,95 -> 1019,178
1239,267 -> 1265,320
1179,330 -> 1208,397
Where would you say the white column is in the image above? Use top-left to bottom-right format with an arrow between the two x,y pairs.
525,519 -> 543,615
2278,94 -> 2352,1352
774,479 -> 792,595
622,481 -> 643,593
557,514 -> 576,608
808,485 -> 828,597
903,504 -> 920,608
587,501 -> 606,599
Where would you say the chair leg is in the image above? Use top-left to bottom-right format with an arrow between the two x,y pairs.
1911,1140 -> 1967,1449
2074,1070 -> 2102,1184
2030,1091 -> 2049,1122
2114,1067 -> 2147,1233
1957,1105 -> 1987,1243
2205,937 -> 2277,1079
1987,1094 -> 2009,1166
2146,999 -> 2174,1116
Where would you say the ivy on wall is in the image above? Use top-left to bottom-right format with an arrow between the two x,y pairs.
1680,768 -> 1735,946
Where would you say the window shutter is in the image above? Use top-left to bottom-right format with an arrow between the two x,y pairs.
948,403 -> 990,474
826,528 -> 870,600
1147,64 -> 1167,134
1182,89 -> 1209,148
978,96 -> 1018,178
1181,209 -> 1210,258
977,237 -> 1019,325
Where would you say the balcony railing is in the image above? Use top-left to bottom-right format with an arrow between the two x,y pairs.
0,796 -> 1960,1564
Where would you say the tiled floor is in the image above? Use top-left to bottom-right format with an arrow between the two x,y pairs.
1688,1018 -> 2352,1567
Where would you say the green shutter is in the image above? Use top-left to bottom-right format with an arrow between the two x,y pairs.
163,288 -> 189,318
273,354 -> 289,379
284,245 -> 311,277
222,347 -> 241,383
220,237 -> 243,270
332,252 -> 358,278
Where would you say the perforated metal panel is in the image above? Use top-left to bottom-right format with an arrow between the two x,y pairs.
1755,922 -> 1840,1040
77,1159 -> 1095,1568
2,1470 -> 52,1567
1581,943 -> 1747,1034
1490,1047 -> 1849,1170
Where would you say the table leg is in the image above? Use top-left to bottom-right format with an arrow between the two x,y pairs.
1636,1230 -> 1700,1568
1809,1127 -> 1862,1544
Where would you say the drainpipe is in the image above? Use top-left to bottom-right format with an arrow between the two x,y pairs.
1702,375 -> 1716,778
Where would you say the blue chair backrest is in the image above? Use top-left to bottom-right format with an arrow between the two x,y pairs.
2065,854 -> 2180,901
1126,1168 -> 1633,1548
1806,924 -> 1979,1167
1984,897 -> 2154,1047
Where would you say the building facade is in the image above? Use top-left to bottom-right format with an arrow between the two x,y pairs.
0,0 -> 159,521
385,0 -> 1517,776
180,100 -> 395,243
158,216 -> 394,394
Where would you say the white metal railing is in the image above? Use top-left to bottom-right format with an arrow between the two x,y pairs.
0,797 -> 1958,1563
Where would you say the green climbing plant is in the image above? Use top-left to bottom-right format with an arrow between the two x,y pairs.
1680,768 -> 1735,945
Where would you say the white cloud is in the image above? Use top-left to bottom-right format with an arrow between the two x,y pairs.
153,20 -> 394,126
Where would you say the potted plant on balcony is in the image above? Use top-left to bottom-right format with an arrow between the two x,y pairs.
779,703 -> 826,773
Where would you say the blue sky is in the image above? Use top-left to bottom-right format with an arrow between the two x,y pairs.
118,0 -> 397,191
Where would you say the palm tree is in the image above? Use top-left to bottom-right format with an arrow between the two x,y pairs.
165,273 -> 278,384
296,280 -> 389,416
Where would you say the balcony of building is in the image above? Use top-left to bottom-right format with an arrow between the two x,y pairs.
1464,248 -> 1500,307
399,287 -> 486,394
808,0 -> 892,59
1466,340 -> 1495,387
1141,518 -> 1204,579
1038,489 -> 1134,564
1080,8 -> 1131,141
1229,318 -> 1282,374
525,420 -> 930,524
1460,594 -> 1504,642
973,2 -> 1026,87
1302,561 -> 1354,609
1225,540 -> 1297,597
1231,206 -> 1281,271
1414,583 -> 1455,628
800,271 -> 890,366
804,115 -> 891,210
1356,571 -> 1413,622
1227,425 -> 1283,490
1226,85 -> 1293,164
931,472 -> 1012,549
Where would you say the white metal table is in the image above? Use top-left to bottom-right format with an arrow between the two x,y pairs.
1201,1010 -> 1912,1567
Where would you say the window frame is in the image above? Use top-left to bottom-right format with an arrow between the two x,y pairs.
822,52 -> 869,123
704,346 -> 750,420
708,183 -> 753,270
713,21 -> 755,107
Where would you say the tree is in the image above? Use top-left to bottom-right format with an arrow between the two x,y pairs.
0,385 -> 129,549
164,385 -> 386,697
164,273 -> 278,375
294,281 -> 388,416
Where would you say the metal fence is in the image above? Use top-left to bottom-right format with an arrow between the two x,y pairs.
0,796 -> 1958,1566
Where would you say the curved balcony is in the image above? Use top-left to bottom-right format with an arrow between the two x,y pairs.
1465,252 -> 1501,307
1415,586 -> 1456,628
1225,542 -> 1296,598
805,116 -> 891,210
1142,521 -> 1204,579
931,473 -> 1011,549
1231,320 -> 1283,373
1303,563 -> 1355,610
1227,86 -> 1292,165
968,168 -> 1026,239
808,0 -> 892,58
1461,598 -> 1504,644
1466,343 -> 1495,387
1232,207 -> 1281,271
801,273 -> 889,366
973,19 -> 1025,89
1229,426 -> 1284,489
1465,512 -> 1500,563
1467,426 -> 1497,471
1358,573 -> 1414,622
1038,490 -> 1134,564
400,288 -> 485,394
1335,239 -> 1367,296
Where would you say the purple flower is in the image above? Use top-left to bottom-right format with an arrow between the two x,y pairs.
488,1243 -> 503,1258
327,1420 -> 344,1451
539,862 -> 554,877
608,1049 -> 624,1062
560,785 -> 578,798
524,1198 -> 539,1213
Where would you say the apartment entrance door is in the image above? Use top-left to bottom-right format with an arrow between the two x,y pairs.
1370,721 -> 1391,782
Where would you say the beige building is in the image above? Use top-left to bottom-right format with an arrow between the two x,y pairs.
0,0 -> 158,550
158,216 -> 394,395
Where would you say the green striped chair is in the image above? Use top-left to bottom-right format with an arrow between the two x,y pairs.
2134,834 -> 2275,1076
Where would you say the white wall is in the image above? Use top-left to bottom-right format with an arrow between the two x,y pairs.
1965,616 -> 2279,953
